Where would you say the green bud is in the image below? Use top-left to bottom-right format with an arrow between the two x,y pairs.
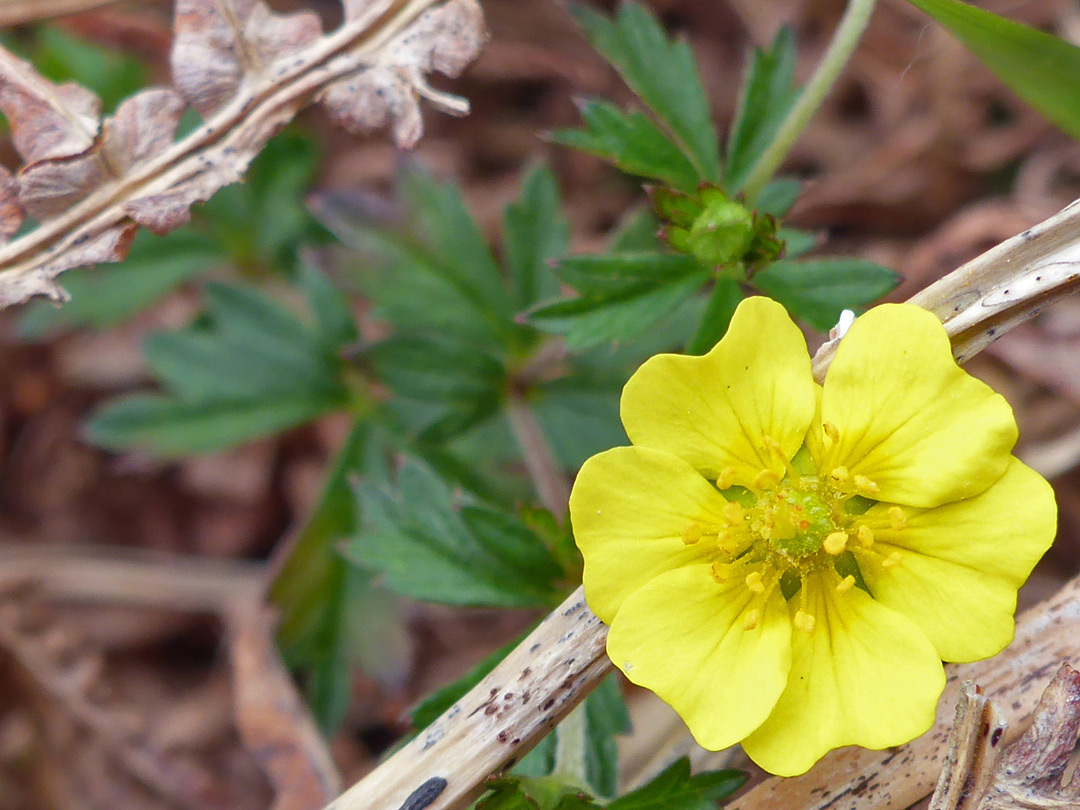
687,194 -> 754,268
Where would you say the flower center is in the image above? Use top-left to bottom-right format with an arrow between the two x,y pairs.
757,487 -> 838,560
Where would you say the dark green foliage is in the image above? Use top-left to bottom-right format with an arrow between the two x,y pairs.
348,460 -> 565,607
754,258 -> 901,331
607,758 -> 747,810
907,0 -> 1080,139
85,264 -> 357,456
724,27 -> 800,193
570,3 -> 721,183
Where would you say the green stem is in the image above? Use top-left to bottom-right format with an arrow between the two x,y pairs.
552,701 -> 590,789
739,0 -> 878,201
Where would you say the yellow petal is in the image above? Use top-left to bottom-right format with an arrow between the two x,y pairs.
819,304 -> 1017,507
570,446 -> 730,623
742,572 -> 944,776
854,458 -> 1055,662
607,564 -> 792,750
621,297 -> 816,486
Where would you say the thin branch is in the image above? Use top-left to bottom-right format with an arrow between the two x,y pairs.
505,394 -> 571,517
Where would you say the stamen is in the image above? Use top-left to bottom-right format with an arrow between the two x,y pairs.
829,466 -> 849,484
857,525 -> 875,548
822,531 -> 848,555
745,571 -> 765,593
854,474 -> 879,494
836,575 -> 856,594
717,467 -> 739,490
793,610 -> 816,633
882,551 -> 902,569
717,532 -> 741,555
682,523 -> 702,545
763,436 -> 800,479
823,422 -> 840,445
889,506 -> 906,530
710,562 -> 728,583
723,501 -> 744,525
754,469 -> 780,490
743,609 -> 761,631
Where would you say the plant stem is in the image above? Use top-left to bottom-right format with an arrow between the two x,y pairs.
552,702 -> 590,789
505,394 -> 571,517
739,0 -> 878,201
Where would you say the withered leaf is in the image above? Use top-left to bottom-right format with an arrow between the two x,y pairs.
319,0 -> 486,148
0,48 -> 100,164
0,166 -> 25,243
172,0 -> 322,117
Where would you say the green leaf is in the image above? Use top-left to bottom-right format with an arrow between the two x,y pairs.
584,674 -> 631,797
906,0 -> 1080,139
754,176 -> 802,218
503,165 -> 569,308
550,101 -> 701,192
529,274 -> 707,351
298,260 -> 360,349
685,278 -> 742,355
608,758 -> 747,810
753,258 -> 900,331
347,461 -> 563,607
572,2 -> 720,182
725,27 -> 800,192
609,209 -> 661,252
365,334 -> 505,404
86,393 -> 341,456
18,230 -> 223,338
777,228 -> 818,259
555,252 -> 705,294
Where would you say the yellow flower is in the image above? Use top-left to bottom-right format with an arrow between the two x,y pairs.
569,297 -> 1056,776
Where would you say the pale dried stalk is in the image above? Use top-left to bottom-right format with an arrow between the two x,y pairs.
927,683 -> 1006,810
0,0 -> 118,27
330,195 -> 1080,810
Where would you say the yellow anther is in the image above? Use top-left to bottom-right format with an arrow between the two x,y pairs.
763,436 -> 784,455
745,571 -> 765,593
823,531 -> 848,555
823,422 -> 840,444
754,469 -> 780,490
717,467 -> 738,490
836,575 -> 856,594
718,536 -> 740,555
794,610 -> 816,633
710,562 -> 728,583
857,525 -> 875,549
743,609 -> 761,632
682,523 -> 702,545
854,474 -> 879,494
723,501 -> 744,525
829,466 -> 849,484
889,506 -> 906,531
882,551 -> 903,569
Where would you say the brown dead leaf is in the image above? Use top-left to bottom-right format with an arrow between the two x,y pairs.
228,602 -> 340,810
0,165 -> 25,241
930,663 -> 1080,810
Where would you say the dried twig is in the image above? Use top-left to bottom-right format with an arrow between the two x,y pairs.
930,664 -> 1080,810
227,602 -> 341,810
0,0 -> 119,27
0,0 -> 487,306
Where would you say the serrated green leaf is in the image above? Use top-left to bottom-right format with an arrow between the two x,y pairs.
607,758 -> 747,810
753,258 -> 900,331
572,2 -> 720,182
907,0 -> 1080,138
554,252 -> 705,295
584,674 -> 631,797
365,335 -> 505,404
754,176 -> 802,218
18,230 -> 223,338
726,27 -> 800,193
529,274 -> 706,351
609,209 -> 661,252
86,394 -> 341,457
347,461 -> 563,607
685,278 -> 742,355
551,101 -> 701,192
503,165 -> 568,308
298,261 -> 359,349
